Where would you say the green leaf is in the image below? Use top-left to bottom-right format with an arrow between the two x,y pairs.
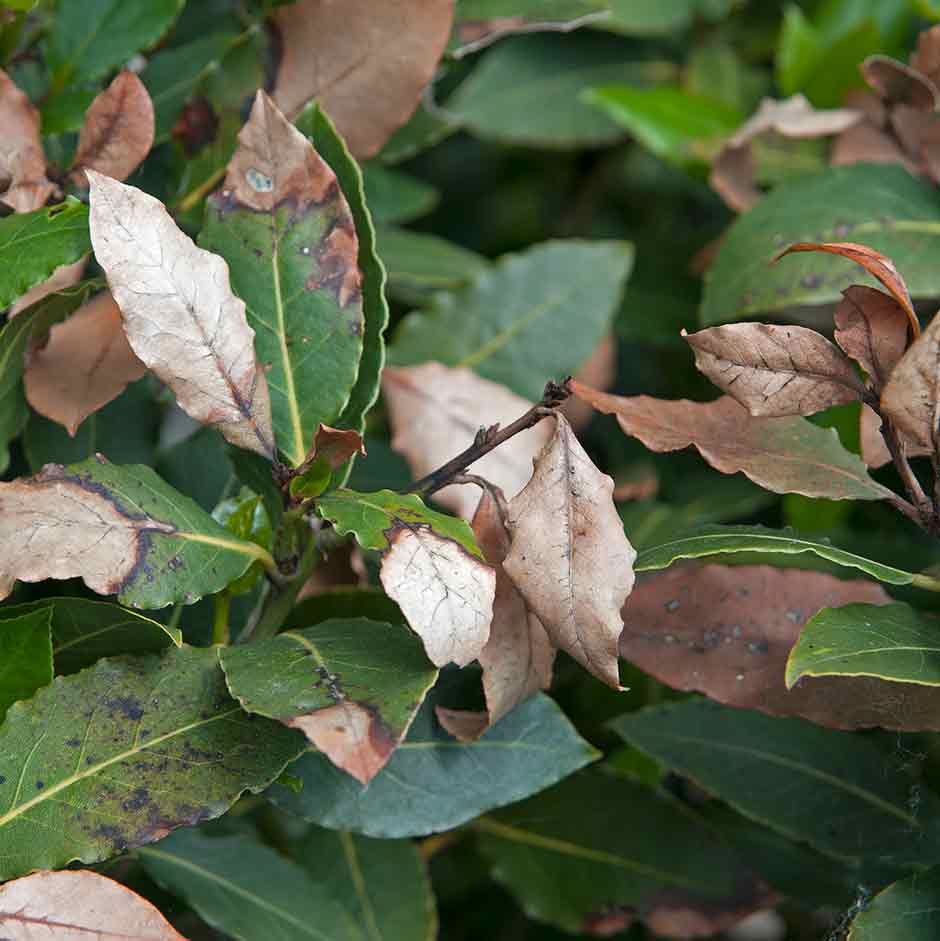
633,524 -> 919,586
40,86 -> 97,135
700,165 -> 940,326
476,771 -> 766,935
283,589 -> 405,629
226,445 -> 284,528
611,699 -> 940,866
801,19 -> 881,109
0,645 -> 304,880
361,164 -> 439,224
47,0 -> 185,86
0,606 -> 52,722
602,0 -> 731,35
379,100 -> 458,164
0,199 -> 90,310
786,602 -> 940,689
776,4 -> 823,95
156,427 -> 234,513
848,867 -> 940,939
390,240 -> 632,401
316,488 -> 482,555
269,689 -> 599,837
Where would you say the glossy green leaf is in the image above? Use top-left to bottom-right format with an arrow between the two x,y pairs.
849,866 -> 940,939
362,164 -> 439,224
786,602 -> 940,689
390,240 -> 632,401
0,199 -> 90,310
700,165 -> 940,326
612,699 -> 940,866
634,524 -> 919,586
0,645 -> 304,880
156,427 -> 234,513
226,445 -> 283,528
269,689 -> 599,837
0,606 -> 52,722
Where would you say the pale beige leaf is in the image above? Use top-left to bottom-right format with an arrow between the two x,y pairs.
24,291 -> 146,435
503,414 -> 635,688
72,71 -> 155,185
87,170 -> 274,458
684,323 -> 865,417
382,363 -> 553,519
8,256 -> 86,319
0,869 -> 187,940
379,524 -> 495,668
272,0 -> 455,158
0,67 -> 54,213
834,284 -> 909,389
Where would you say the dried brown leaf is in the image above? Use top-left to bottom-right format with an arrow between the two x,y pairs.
380,524 -> 495,668
303,424 -> 366,471
7,256 -> 86,319
87,171 -> 274,458
23,291 -> 146,435
0,67 -> 54,212
833,284 -> 909,389
830,120 -> 915,173
912,25 -> 940,87
504,414 -> 635,688
860,403 -> 893,469
382,363 -> 553,519
0,869 -> 187,940
71,70 -> 155,185
561,332 -> 617,430
861,55 -> 940,110
683,323 -> 865,417
709,143 -> 757,213
272,0 -> 455,158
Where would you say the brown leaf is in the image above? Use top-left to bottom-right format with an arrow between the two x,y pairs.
775,242 -> 919,337
7,256 -> 87,318
0,67 -> 54,213
683,323 -> 865,417
71,70 -> 155,185
612,463 -> 660,502
859,403 -> 931,469
0,869 -> 187,940
87,170 -> 275,458
23,291 -> 146,435
912,25 -> 940,88
303,424 -> 366,471
503,414 -> 635,688
569,382 -> 895,502
620,563 -> 940,731
380,524 -> 496,668
561,332 -> 617,431
709,143 -> 757,213
833,284 -> 909,390
382,363 -> 553,520
830,120 -> 915,174
272,0 -> 455,159
861,54 -> 940,110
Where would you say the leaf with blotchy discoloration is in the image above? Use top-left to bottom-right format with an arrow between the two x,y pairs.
504,414 -> 635,688
71,71 -> 155,186
0,68 -> 55,213
684,323 -> 865,417
272,0 -> 455,159
220,618 -> 437,783
202,92 -> 363,467
834,285 -> 910,390
87,171 -> 274,458
0,457 -> 272,609
0,870 -> 187,940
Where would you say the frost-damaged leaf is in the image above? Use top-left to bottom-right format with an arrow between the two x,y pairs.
0,645 -> 304,880
87,171 -> 275,458
776,241 -> 919,337
272,0 -> 455,159
71,71 -> 155,186
0,457 -> 272,609
23,291 -> 145,436
861,55 -> 939,111
834,285 -> 910,390
0,607 -> 52,723
202,92 -> 363,467
848,866 -> 940,939
0,68 -> 54,214
0,870 -> 186,940
438,489 -> 555,741
504,414 -> 635,688
220,618 -> 437,783
683,323 -> 865,417
570,382 -> 895,502
620,564 -> 940,732
383,363 -> 552,519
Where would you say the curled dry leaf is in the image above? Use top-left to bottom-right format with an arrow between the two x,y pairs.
71,70 -> 155,186
833,285 -> 909,389
87,171 -> 274,458
23,291 -> 146,435
912,25 -> 940,88
503,414 -> 635,688
861,55 -> 940,111
7,257 -> 87,319
683,323 -> 865,417
272,0 -> 455,158
302,424 -> 366,471
383,363 -> 553,520
0,68 -> 54,213
0,869 -> 187,940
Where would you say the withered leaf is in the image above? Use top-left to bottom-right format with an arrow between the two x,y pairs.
23,291 -> 146,435
776,241 -> 919,337
834,284 -> 909,389
861,55 -> 939,111
303,423 -> 366,471
683,323 -> 865,417
830,120 -> 914,173
272,0 -> 455,159
383,363 -> 552,519
620,563 -> 940,731
0,68 -> 54,213
504,414 -> 635,688
570,382 -> 895,502
0,870 -> 187,940
380,525 -> 496,668
859,403 -> 931,469
87,171 -> 275,458
8,257 -> 87,319
912,25 -> 940,88
71,70 -> 155,185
